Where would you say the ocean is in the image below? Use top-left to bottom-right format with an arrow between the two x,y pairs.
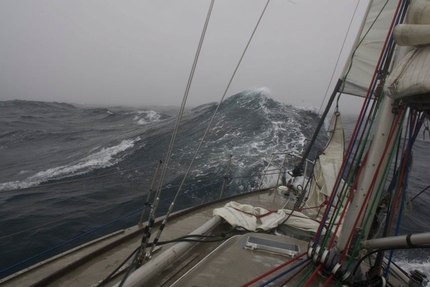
0,89 -> 429,280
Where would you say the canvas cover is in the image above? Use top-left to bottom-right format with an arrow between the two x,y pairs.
385,46 -> 430,99
213,201 -> 321,233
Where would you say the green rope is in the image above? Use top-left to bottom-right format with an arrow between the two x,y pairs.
293,265 -> 314,287
344,104 -> 406,273
319,93 -> 384,251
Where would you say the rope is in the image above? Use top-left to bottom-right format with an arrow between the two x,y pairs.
147,0 -> 272,257
258,258 -> 310,287
137,0 -> 215,260
313,0 -> 406,261
337,105 -> 404,264
318,0 -> 362,114
410,184 -> 430,202
0,179 -> 221,275
172,0 -> 272,202
239,251 -> 306,287
384,110 -> 425,277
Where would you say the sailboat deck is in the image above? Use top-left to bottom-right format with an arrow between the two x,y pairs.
1,188 -> 291,287
1,188 -> 410,287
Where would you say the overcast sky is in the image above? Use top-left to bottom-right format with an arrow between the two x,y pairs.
0,0 -> 367,113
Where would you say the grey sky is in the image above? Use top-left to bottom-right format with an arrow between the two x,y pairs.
0,0 -> 366,113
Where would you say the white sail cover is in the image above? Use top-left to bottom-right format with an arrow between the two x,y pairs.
384,0 -> 430,99
342,0 -> 399,97
213,201 -> 322,233
385,46 -> 430,99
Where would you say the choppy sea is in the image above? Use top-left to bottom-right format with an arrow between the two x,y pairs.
0,89 -> 429,280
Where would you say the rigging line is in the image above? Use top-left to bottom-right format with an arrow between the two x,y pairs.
1,181 -> 225,276
293,264 -> 314,287
171,0 -> 271,204
276,260 -> 312,287
317,113 -> 364,247
314,0 -> 404,248
0,178 -> 220,242
385,110 -> 424,277
360,109 -> 406,236
318,0 -> 362,115
137,0 -> 215,260
118,242 -> 140,287
330,105 -> 404,274
351,245 -> 430,279
347,107 -> 407,274
410,185 -> 430,202
147,0 -> 272,256
239,251 -> 306,287
153,0 -> 214,194
382,111 -> 413,243
326,152 -> 370,249
302,264 -> 323,287
311,74 -> 384,247
337,106 -> 405,264
323,274 -> 335,287
97,246 -> 140,287
258,258 -> 311,287
138,160 -> 162,226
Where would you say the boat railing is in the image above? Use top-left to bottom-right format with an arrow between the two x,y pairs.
258,151 -> 314,192
0,151 -> 313,279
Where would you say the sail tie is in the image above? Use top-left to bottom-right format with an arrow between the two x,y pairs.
231,207 -> 277,219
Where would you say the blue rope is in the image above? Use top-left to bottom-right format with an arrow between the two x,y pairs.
313,0 -> 408,248
384,110 -> 425,277
258,258 -> 310,287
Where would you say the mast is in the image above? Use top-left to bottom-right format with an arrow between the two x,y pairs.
337,0 -> 408,251
337,96 -> 397,250
293,0 -> 382,176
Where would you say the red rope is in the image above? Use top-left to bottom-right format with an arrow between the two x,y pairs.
326,152 -> 369,249
299,197 -> 328,211
239,251 -> 306,287
302,264 -> 323,287
322,273 -> 335,287
338,106 -> 404,263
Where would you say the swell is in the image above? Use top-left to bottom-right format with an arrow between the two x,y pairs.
0,91 -> 325,278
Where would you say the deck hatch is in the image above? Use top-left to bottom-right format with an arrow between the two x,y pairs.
244,236 -> 300,257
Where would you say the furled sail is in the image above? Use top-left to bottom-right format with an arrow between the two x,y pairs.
384,0 -> 430,101
342,0 -> 400,97
305,112 -> 345,228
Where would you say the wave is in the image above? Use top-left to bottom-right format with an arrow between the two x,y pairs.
3,92 -> 430,280
0,92 -> 325,196
0,137 -> 141,191
132,110 -> 163,125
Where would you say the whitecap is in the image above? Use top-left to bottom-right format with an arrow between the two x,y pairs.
0,137 -> 140,191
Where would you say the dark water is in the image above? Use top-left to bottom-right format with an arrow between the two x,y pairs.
0,89 -> 429,279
